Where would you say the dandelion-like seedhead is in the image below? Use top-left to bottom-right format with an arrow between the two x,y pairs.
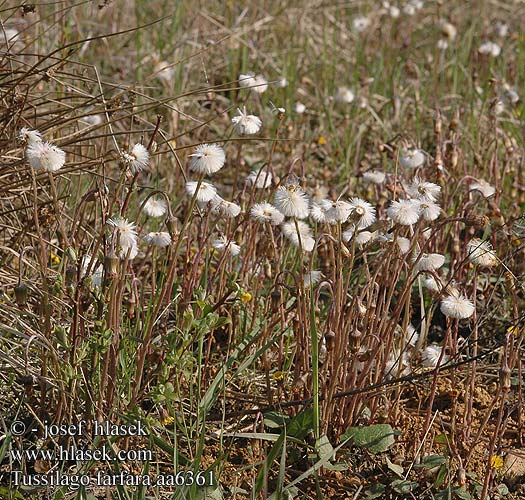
413,253 -> 445,272
232,107 -> 262,135
466,238 -> 498,268
440,293 -> 475,319
143,231 -> 172,247
352,16 -> 370,32
326,200 -> 353,224
81,255 -> 103,287
348,197 -> 377,229
185,181 -> 218,203
188,143 -> 226,175
470,180 -> 495,198
419,200 -> 441,221
107,217 -> 138,249
246,169 -> 272,189
239,73 -> 268,93
303,270 -> 322,289
143,197 -> 167,218
26,140 -> 66,172
18,127 -> 42,145
153,60 -> 174,81
335,86 -> 355,104
362,170 -> 386,184
400,149 -> 425,169
387,199 -> 421,225
478,41 -> 501,57
250,203 -> 284,225
274,185 -> 310,219
406,177 -> 441,201
212,236 -> 241,256
282,220 -> 315,252
293,102 -> 306,114
310,199 -> 333,224
210,196 -> 242,218
421,344 -> 449,368
122,143 -> 149,174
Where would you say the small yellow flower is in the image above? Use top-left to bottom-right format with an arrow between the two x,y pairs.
491,455 -> 504,469
161,415 -> 175,426
507,325 -> 520,336
317,136 -> 327,146
240,291 -> 252,303
50,253 -> 61,265
272,371 -> 285,381
511,236 -> 521,247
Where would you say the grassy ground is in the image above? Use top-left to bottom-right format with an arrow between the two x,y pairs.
1,1 -> 525,499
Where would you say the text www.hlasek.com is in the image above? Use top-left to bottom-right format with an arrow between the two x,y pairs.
10,445 -> 153,462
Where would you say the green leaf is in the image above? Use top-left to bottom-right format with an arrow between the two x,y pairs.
340,424 -> 395,454
453,486 -> 473,500
0,432 -> 12,463
496,483 -> 509,496
390,479 -> 419,494
386,457 -> 404,478
363,483 -> 386,499
414,454 -> 447,469
315,434 -> 334,462
264,411 -> 290,429
434,433 -> 449,444
434,464 -> 448,489
287,409 -> 313,440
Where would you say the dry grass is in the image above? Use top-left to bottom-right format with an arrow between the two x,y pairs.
1,1 -> 525,499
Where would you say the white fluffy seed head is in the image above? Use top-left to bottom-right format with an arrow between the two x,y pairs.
26,141 -> 66,172
274,185 -> 310,219
143,197 -> 167,218
212,236 -> 241,256
246,168 -> 272,189
232,107 -> 262,135
387,199 -> 421,225
143,231 -> 172,247
413,253 -> 445,272
153,60 -> 174,81
362,170 -> 386,184
466,238 -> 498,267
210,196 -> 242,218
423,274 -> 441,292
325,200 -> 352,223
478,41 -> 501,57
352,16 -> 370,32
107,217 -> 138,259
348,197 -> 377,229
293,102 -> 306,114
250,203 -> 284,225
188,143 -> 225,175
303,270 -> 322,288
406,177 -> 441,201
470,180 -> 495,198
18,127 -> 42,145
419,200 -> 441,221
282,220 -> 315,252
400,149 -> 425,169
421,344 -> 449,368
335,86 -> 355,103
238,73 -> 267,93
440,293 -> 475,319
122,143 -> 149,174
185,181 -> 217,203
310,199 -> 333,224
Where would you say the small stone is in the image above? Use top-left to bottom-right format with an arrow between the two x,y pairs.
504,449 -> 525,484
